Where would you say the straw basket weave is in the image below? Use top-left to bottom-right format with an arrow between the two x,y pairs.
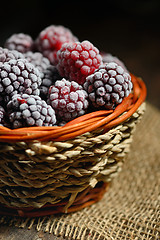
0,74 -> 146,217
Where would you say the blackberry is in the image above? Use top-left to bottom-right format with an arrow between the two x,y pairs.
0,59 -> 42,102
0,105 -> 10,127
40,65 -> 62,100
102,52 -> 128,72
35,25 -> 78,65
0,106 -> 5,126
24,51 -> 50,74
4,33 -> 33,53
57,120 -> 67,126
57,40 -> 102,85
84,62 -> 133,109
7,94 -> 56,128
24,52 -> 62,99
48,78 -> 89,122
0,47 -> 24,63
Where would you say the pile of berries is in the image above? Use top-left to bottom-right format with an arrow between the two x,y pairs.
0,25 -> 133,129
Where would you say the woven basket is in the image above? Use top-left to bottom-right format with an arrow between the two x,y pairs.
0,74 -> 146,217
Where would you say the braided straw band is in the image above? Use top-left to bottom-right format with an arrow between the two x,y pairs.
0,182 -> 109,217
0,75 -> 146,216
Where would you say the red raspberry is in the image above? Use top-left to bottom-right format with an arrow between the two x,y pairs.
48,78 -> 89,122
57,40 -> 102,85
35,25 -> 78,65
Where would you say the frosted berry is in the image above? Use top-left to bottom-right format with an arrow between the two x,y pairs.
40,65 -> 62,100
48,78 -> 89,122
57,40 -> 102,85
4,33 -> 33,53
0,47 -> 24,63
101,52 -> 128,72
0,106 -> 5,126
35,25 -> 78,65
24,51 -> 50,74
24,51 -> 61,98
84,62 -> 133,109
0,105 -> 10,127
7,94 -> 56,128
0,59 -> 42,102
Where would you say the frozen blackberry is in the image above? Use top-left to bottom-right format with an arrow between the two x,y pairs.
57,120 -> 67,126
0,106 -> 5,126
84,62 -> 133,109
0,59 -> 42,102
101,52 -> 128,72
4,33 -> 34,53
36,25 -> 78,65
24,51 -> 50,74
24,52 -> 59,99
40,65 -> 62,100
57,40 -> 102,85
24,52 -> 62,99
0,105 -> 10,127
48,78 -> 89,122
0,47 -> 24,63
7,94 -> 56,128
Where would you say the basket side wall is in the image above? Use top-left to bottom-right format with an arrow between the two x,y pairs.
0,103 -> 146,208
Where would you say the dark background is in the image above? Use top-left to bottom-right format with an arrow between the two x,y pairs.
0,0 -> 160,108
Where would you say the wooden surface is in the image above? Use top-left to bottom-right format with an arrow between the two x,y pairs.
0,2 -> 160,239
0,226 -> 66,240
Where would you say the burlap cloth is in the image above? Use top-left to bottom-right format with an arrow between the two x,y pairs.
0,102 -> 160,240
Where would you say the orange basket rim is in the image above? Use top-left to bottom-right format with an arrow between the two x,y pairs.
0,74 -> 147,143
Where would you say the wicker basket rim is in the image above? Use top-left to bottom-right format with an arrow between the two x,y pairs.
0,74 -> 147,142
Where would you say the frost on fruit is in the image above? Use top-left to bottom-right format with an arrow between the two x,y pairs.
0,59 -> 42,102
7,94 -> 56,128
57,40 -> 102,85
0,25 -> 133,128
48,78 -> 89,122
84,62 -> 132,110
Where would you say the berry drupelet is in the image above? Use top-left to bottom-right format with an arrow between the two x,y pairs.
0,47 -> 24,63
7,94 -> 56,128
4,33 -> 34,53
35,25 -> 78,65
0,59 -> 42,102
57,40 -> 102,85
48,78 -> 89,122
84,62 -> 133,109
